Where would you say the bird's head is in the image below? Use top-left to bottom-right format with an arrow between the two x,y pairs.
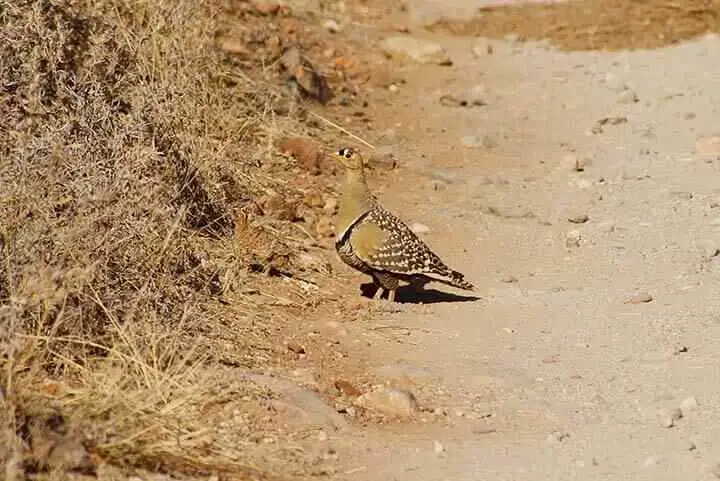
336,147 -> 364,170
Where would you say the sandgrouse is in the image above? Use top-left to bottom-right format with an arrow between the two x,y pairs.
334,147 -> 474,302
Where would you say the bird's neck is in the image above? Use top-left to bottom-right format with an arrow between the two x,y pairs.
337,168 -> 374,239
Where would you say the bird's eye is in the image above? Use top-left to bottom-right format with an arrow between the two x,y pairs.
345,152 -> 352,159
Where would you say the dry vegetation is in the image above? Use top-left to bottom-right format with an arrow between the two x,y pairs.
0,0 -> 351,478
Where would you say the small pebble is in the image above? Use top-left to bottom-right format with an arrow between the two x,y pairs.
563,153 -> 590,172
472,39 -> 493,57
317,430 -> 328,441
568,214 -> 589,224
323,19 -> 342,33
323,197 -> 339,215
710,196 -> 720,208
659,408 -> 682,428
624,292 -> 653,304
433,440 -> 445,453
440,84 -> 488,107
643,455 -> 661,467
565,230 -> 582,248
547,431 -> 569,443
618,88 -> 639,104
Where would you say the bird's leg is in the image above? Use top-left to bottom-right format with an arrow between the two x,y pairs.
373,285 -> 385,300
374,273 -> 400,303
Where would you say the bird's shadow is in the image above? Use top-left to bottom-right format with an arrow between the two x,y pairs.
360,282 -> 481,305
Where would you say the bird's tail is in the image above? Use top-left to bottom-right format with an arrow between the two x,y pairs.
432,268 -> 475,291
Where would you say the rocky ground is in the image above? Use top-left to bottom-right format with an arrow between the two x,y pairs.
282,1 -> 720,480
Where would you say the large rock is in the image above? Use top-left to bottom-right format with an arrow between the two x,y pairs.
247,374 -> 347,429
380,36 -> 452,65
354,387 -> 419,417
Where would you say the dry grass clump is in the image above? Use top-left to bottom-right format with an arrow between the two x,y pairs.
429,0 -> 720,51
0,0 -> 332,478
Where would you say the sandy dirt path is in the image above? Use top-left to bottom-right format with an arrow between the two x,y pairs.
319,10 -> 720,481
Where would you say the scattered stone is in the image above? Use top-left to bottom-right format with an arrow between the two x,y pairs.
462,135 -> 496,149
710,196 -> 720,208
323,196 -> 338,215
323,19 -> 342,33
440,84 -> 488,107
565,230 -> 582,248
659,408 -> 683,428
287,342 -> 306,355
624,292 -> 653,304
547,431 -> 569,443
380,36 -> 452,65
681,396 -> 699,411
315,216 -> 335,238
354,387 -> 419,417
433,440 -> 445,453
695,135 -> 720,157
568,214 -> 589,224
625,292 -> 653,304
392,23 -> 411,33
334,379 -> 362,397
592,116 -> 628,134
618,88 -> 639,104
501,275 -> 518,283
603,72 -> 628,92
251,0 -> 283,15
673,345 -> 689,355
411,222 -> 430,234
279,47 -> 333,104
317,430 -> 328,441
688,442 -> 697,451
472,39 -> 493,57
562,153 -> 590,172
711,462 -> 720,478
278,137 -> 323,174
643,455 -> 661,467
